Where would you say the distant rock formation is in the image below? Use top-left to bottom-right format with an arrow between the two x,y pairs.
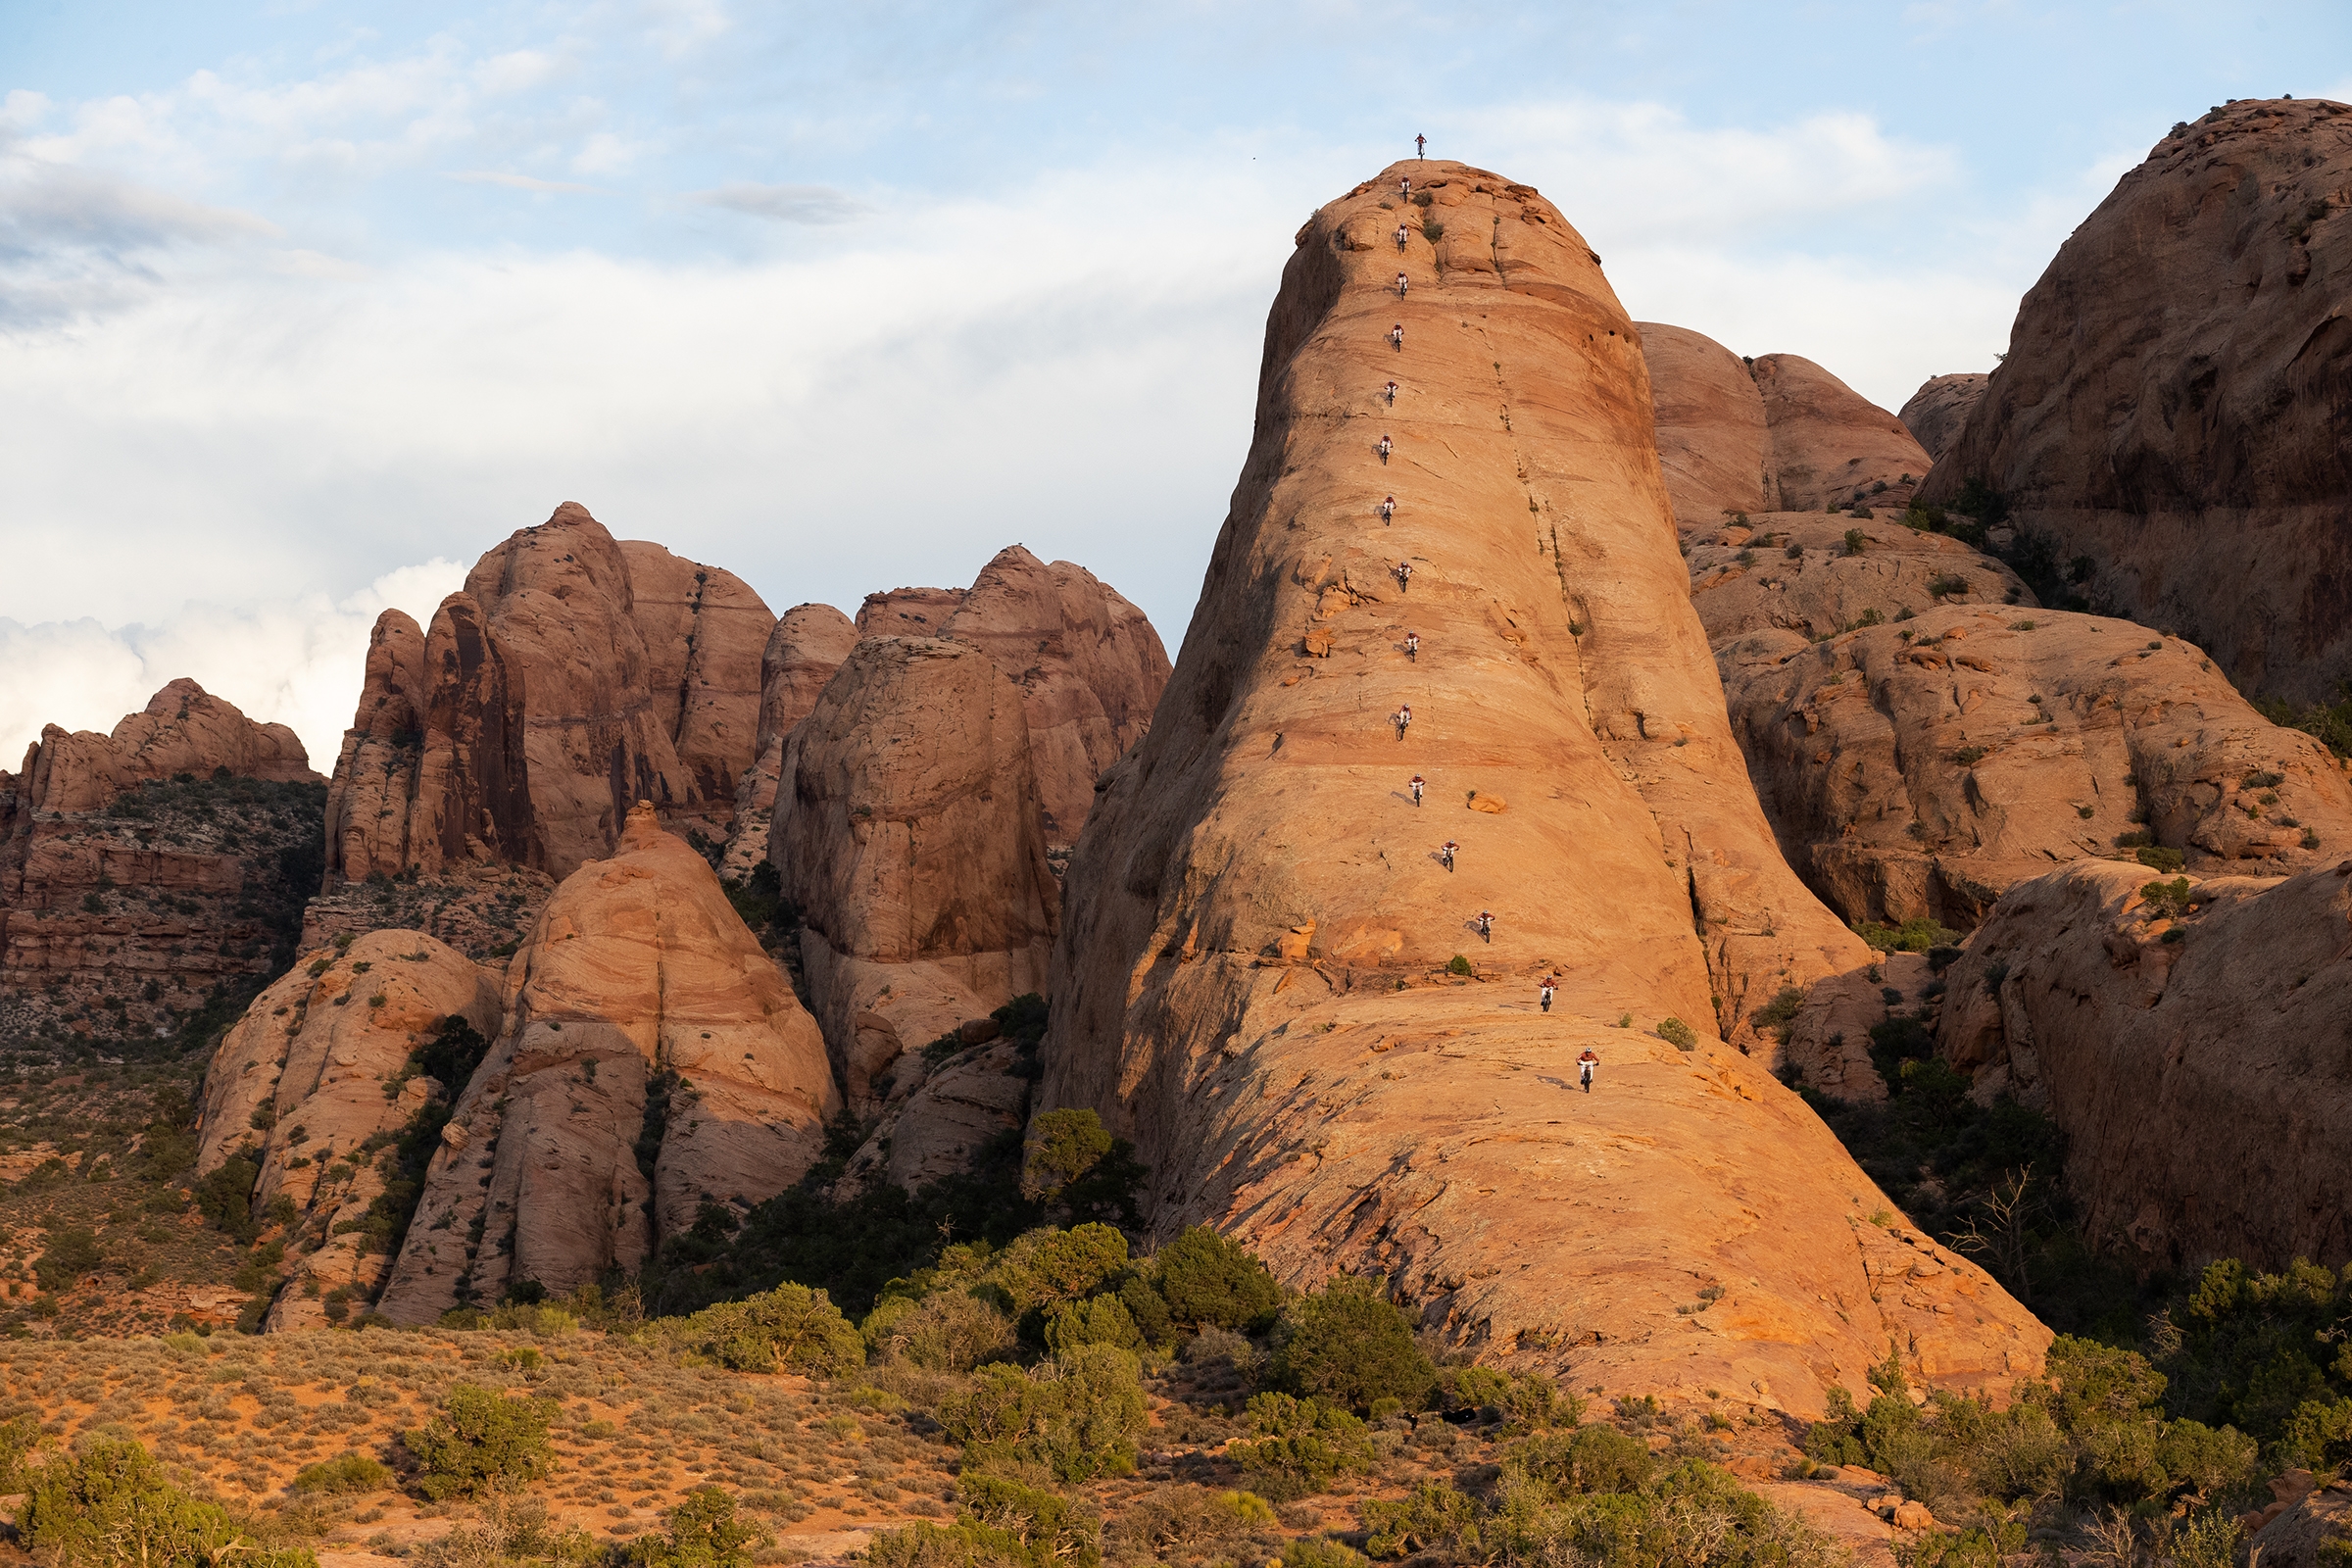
1041,161 -> 2044,1410
322,504 -> 772,887
194,930 -> 503,1329
0,680 -> 324,1037
1938,857 -> 2352,1271
376,804 -> 836,1317
773,637 -> 1058,1113
1898,373 -> 1986,465
1921,98 -> 2352,703
1640,327 -> 1932,526
717,604 -> 860,881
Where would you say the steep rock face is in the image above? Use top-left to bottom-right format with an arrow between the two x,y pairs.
1921,98 -> 2352,702
375,805 -> 836,1317
935,546 -> 1172,846
1898,374 -> 1986,465
0,681 -> 325,1036
1752,354 -> 1933,514
1039,161 -> 2041,1406
1688,513 -> 2031,646
1937,858 -> 2352,1271
719,604 -> 861,881
831,1038 -> 1032,1196
1713,604 -> 2352,929
194,931 -> 503,1329
773,639 -> 1057,1111
1637,323 -> 1775,533
857,587 -> 967,637
322,505 -> 772,887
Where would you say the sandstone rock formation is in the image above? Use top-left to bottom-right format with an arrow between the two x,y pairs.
1039,161 -> 2044,1409
194,930 -> 503,1329
1636,322 -> 1774,532
718,605 -> 859,880
1938,857 -> 2352,1271
0,681 -> 325,1037
375,804 -> 836,1317
831,1037 -> 1031,1196
1897,373 -> 1985,465
1711,601 -> 2352,929
1751,354 -> 1933,514
1687,513 -> 2031,647
322,504 -> 773,887
773,638 -> 1058,1112
1921,98 -> 2352,703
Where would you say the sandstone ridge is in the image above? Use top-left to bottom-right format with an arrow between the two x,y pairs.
1041,160 -> 2043,1408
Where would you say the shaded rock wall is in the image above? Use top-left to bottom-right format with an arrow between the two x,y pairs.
1638,322 -> 1775,531
1751,354 -> 1933,514
1898,373 -> 1986,465
1038,160 -> 2042,1408
1921,98 -> 2352,703
718,604 -> 859,879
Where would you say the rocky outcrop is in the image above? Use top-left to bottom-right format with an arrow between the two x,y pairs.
1921,98 -> 2352,703
322,504 -> 774,887
718,605 -> 860,881
375,804 -> 836,1317
831,1036 -> 1032,1196
1937,857 -> 2352,1272
1038,161 -> 2044,1410
1688,513 -> 2031,646
1637,323 -> 1775,533
1752,354 -> 1933,514
773,639 -> 1057,1112
194,930 -> 503,1329
858,587 -> 967,637
1897,374 -> 1985,465
1711,601 -> 2352,929
935,546 -> 1170,847
0,681 -> 325,1037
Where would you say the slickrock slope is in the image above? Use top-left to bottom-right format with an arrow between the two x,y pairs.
0,681 -> 325,1035
1938,858 -> 2352,1271
194,931 -> 503,1328
1040,161 -> 2042,1406
323,504 -> 771,887
1713,605 -> 2352,928
1897,373 -> 1985,465
718,605 -> 860,880
773,639 -> 1058,1111
377,805 -> 836,1318
1687,513 -> 2030,646
857,587 -> 967,637
1638,323 -> 1774,532
1922,98 -> 2352,702
1751,354 -> 1933,514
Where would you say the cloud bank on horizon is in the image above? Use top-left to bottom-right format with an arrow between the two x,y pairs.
3,1 -> 2345,766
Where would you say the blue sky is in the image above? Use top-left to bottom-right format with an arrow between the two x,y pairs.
3,1 -> 2348,763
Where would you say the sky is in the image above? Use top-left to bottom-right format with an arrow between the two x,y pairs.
3,0 -> 2348,767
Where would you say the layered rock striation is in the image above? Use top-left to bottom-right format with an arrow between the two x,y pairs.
194,930 -> 504,1328
1898,373 -> 1986,466
1040,161 -> 2043,1407
1938,858 -> 2352,1271
1921,98 -> 2352,702
375,805 -> 836,1317
0,681 -> 325,1037
323,504 -> 774,888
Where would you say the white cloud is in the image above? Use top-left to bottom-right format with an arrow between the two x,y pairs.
572,132 -> 640,175
0,560 -> 466,774
687,180 -> 870,223
442,169 -> 604,193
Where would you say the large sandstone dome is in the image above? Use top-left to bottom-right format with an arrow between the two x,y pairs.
1041,161 -> 2047,1411
1922,96 -> 2352,703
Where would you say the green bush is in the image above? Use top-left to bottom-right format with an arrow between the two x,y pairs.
1020,1108 -> 1114,1200
1269,1276 -> 1434,1413
290,1451 -> 391,1495
0,1414 -> 42,1494
665,1281 -> 863,1375
402,1384 -> 558,1500
1657,1017 -> 1697,1051
33,1225 -> 105,1293
2136,845 -> 2186,873
1446,955 -> 1473,976
863,1291 -> 1016,1372
953,1473 -> 1101,1568
1843,528 -> 1866,556
2139,876 -> 2193,918
1281,1542 -> 1367,1568
21,1439 -> 318,1568
1043,1294 -> 1142,1354
1153,1224 -> 1282,1331
623,1486 -> 764,1568
1229,1393 -> 1375,1500
1853,916 -> 1961,953
982,1224 -> 1130,1318
193,1157 -> 263,1244
939,1344 -> 1148,1483
1510,1423 -> 1657,1494
1361,1480 -> 1485,1559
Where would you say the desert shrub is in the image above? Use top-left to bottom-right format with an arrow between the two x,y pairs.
2136,845 -> 2187,873
1446,955 -> 1473,976
290,1451 -> 391,1494
1020,1108 -> 1112,1200
864,1291 -> 1017,1372
1510,1422 -> 1656,1494
623,1486 -> 764,1568
1802,1386 -> 1867,1467
1281,1543 -> 1366,1568
981,1224 -> 1130,1318
863,1520 -> 1033,1567
2139,876 -> 2193,918
1228,1393 -> 1375,1499
664,1281 -> 863,1375
1657,1017 -> 1697,1051
1750,986 -> 1805,1041
21,1438 -> 318,1568
1853,916 -> 1960,953
1361,1480 -> 1485,1559
192,1157 -> 263,1244
1104,1486 -> 1278,1563
939,1345 -> 1148,1483
33,1225 -> 105,1293
0,1414 -> 43,1493
1153,1224 -> 1282,1331
411,1493 -> 596,1568
1269,1276 -> 1434,1413
1435,1364 -> 1511,1416
403,1384 -> 558,1500
1843,528 -> 1866,555
1043,1294 -> 1142,1354
953,1473 -> 1100,1568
